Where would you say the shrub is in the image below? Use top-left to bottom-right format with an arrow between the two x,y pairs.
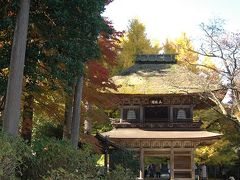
26,137 -> 103,179
33,120 -> 63,140
42,168 -> 80,180
0,131 -> 32,179
106,165 -> 135,180
0,133 -> 137,180
110,149 -> 139,175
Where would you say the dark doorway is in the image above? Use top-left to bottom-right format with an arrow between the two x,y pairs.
144,106 -> 169,122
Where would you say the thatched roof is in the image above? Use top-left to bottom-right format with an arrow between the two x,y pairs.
109,61 -> 218,95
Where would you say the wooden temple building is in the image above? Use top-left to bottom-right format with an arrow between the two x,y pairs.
99,54 -> 221,180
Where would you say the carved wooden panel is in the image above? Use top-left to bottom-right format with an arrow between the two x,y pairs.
120,96 -> 194,105
172,141 -> 181,148
142,141 -> 151,148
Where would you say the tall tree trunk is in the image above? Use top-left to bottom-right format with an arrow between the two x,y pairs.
3,0 -> 30,136
63,93 -> 73,139
21,94 -> 34,142
71,75 -> 84,148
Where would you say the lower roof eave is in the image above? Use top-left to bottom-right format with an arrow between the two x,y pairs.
100,128 -> 222,141
107,136 -> 221,141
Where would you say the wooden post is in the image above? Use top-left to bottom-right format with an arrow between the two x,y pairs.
191,149 -> 195,180
104,149 -> 109,173
103,136 -> 110,173
170,148 -> 174,180
120,106 -> 123,123
139,148 -> 144,179
170,106 -> 173,122
140,106 -> 144,123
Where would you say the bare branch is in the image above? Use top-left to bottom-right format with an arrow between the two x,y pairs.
209,92 -> 228,115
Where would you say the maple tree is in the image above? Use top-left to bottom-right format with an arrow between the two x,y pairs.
63,28 -> 123,138
83,30 -> 122,130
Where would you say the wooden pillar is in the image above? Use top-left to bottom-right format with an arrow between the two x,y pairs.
104,138 -> 109,173
104,150 -> 108,173
139,148 -> 144,179
120,107 -> 123,123
170,106 -> 173,122
170,148 -> 174,180
140,106 -> 144,123
191,149 -> 195,180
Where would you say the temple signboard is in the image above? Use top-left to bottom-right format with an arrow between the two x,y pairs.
149,97 -> 163,105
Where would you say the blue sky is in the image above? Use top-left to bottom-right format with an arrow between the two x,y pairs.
103,0 -> 240,45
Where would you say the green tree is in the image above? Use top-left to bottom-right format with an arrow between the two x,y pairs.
29,0 -> 111,147
0,0 -> 112,146
117,18 -> 160,70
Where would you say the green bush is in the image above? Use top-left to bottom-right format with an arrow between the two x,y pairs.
33,120 -> 63,140
0,131 -> 32,179
0,133 -> 137,180
106,165 -> 135,180
110,149 -> 139,175
42,168 -> 80,180
25,137 -> 104,179
44,165 -> 136,180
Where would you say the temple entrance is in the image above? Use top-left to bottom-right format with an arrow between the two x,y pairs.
138,148 -> 195,180
144,156 -> 170,180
